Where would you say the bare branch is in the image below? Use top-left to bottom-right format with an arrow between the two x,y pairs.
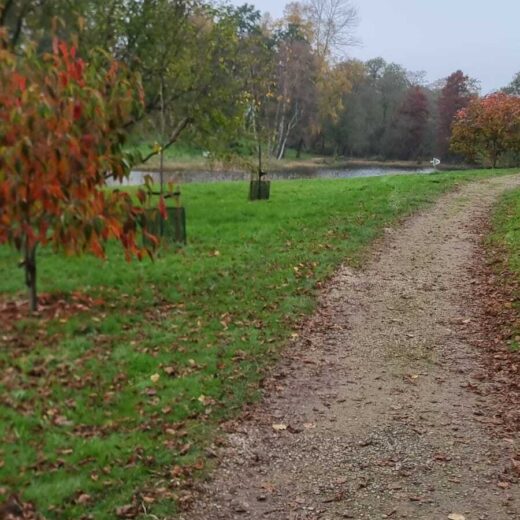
304,0 -> 359,59
139,116 -> 192,164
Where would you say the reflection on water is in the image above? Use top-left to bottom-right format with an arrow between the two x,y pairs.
108,166 -> 435,186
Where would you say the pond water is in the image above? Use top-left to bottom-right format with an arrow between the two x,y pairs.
110,166 -> 435,186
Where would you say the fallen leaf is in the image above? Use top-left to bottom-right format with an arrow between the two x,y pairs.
198,394 -> 215,406
163,366 -> 176,376
193,459 -> 205,470
115,504 -> 138,518
150,373 -> 160,383
179,443 -> 191,455
433,452 -> 452,462
76,493 -> 91,505
54,415 -> 73,427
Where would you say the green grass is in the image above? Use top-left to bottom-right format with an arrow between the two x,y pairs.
128,141 -> 320,172
0,169 -> 517,518
488,186 -> 520,351
491,187 -> 520,275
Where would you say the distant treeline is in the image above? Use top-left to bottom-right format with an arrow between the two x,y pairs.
2,0 -> 519,166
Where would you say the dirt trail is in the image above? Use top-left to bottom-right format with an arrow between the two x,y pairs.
182,175 -> 520,520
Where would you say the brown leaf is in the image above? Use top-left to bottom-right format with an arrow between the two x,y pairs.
179,443 -> 191,456
75,493 -> 91,505
433,452 -> 452,462
115,504 -> 138,518
54,415 -> 73,427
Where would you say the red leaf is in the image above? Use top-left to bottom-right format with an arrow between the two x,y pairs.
158,196 -> 167,220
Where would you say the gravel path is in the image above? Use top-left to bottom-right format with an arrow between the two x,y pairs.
181,175 -> 520,520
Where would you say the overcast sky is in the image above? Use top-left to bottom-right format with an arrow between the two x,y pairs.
228,0 -> 520,93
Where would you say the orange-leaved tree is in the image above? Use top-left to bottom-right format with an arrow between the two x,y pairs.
0,35 -> 155,311
451,93 -> 520,167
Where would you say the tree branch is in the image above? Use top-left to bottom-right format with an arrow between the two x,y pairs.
139,116 -> 192,164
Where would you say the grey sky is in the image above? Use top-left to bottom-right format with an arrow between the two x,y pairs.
228,0 -> 520,93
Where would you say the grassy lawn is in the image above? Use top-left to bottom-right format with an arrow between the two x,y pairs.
131,142 -> 319,173
129,142 -> 418,173
0,169 -> 516,518
488,186 -> 520,352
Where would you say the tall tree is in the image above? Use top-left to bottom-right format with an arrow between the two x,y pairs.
437,70 -> 477,158
261,6 -> 319,160
101,1 -> 253,161
239,10 -> 277,176
502,72 -> 520,96
321,59 -> 365,155
303,0 -> 358,59
387,86 -> 430,160
2,0 -> 255,163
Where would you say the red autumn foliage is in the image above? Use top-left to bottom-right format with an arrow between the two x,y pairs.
451,93 -> 520,168
437,70 -> 475,158
0,35 -> 151,311
396,86 -> 430,160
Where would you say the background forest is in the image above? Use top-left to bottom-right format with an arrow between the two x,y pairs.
3,0 -> 520,168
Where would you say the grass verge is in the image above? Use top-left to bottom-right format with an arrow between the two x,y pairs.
0,169 -> 517,518
488,186 -> 520,351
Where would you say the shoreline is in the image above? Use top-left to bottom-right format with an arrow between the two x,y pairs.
135,157 -> 470,175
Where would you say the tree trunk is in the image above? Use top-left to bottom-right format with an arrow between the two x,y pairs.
24,243 -> 37,312
276,135 -> 288,160
296,138 -> 304,159
258,141 -> 263,182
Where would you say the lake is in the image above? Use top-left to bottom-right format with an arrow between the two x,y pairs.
110,166 -> 436,186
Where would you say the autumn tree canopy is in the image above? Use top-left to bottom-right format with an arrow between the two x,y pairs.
437,70 -> 477,158
451,93 -> 520,167
3,0 -> 519,168
0,37 -> 149,311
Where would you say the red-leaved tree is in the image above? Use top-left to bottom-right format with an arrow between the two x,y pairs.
0,35 -> 154,311
437,70 -> 476,158
451,93 -> 520,168
394,86 -> 430,160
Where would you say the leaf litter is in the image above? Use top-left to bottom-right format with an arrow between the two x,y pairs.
181,176 -> 520,519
